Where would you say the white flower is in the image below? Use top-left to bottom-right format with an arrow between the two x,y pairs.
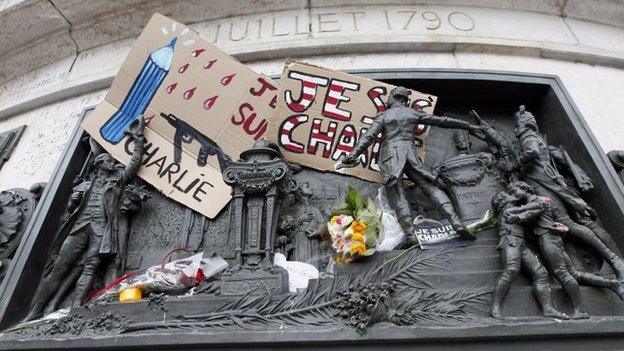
344,227 -> 354,239
340,215 -> 354,227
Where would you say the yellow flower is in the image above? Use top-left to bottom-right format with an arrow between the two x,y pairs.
330,215 -> 340,224
351,232 -> 365,242
348,241 -> 366,256
351,220 -> 367,233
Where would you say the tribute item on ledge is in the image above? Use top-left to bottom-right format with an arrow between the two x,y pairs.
2,12 -> 624,351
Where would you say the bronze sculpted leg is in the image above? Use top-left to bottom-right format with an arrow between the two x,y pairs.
578,219 -> 622,256
491,236 -> 522,319
521,246 -> 568,319
23,229 -> 90,321
537,233 -> 589,319
530,182 -> 624,279
71,227 -> 104,307
384,176 -> 415,243
403,164 -> 475,241
558,217 -> 624,281
562,250 -> 624,300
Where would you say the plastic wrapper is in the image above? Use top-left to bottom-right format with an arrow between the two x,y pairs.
375,187 -> 405,251
92,252 -> 228,302
274,253 -> 319,293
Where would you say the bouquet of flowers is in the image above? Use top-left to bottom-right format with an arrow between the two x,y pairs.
327,186 -> 382,263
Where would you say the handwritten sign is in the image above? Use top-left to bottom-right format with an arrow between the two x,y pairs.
267,60 -> 437,182
83,13 -> 277,218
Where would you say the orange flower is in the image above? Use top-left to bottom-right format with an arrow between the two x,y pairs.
351,232 -> 365,243
334,239 -> 346,250
348,241 -> 366,256
350,220 -> 367,233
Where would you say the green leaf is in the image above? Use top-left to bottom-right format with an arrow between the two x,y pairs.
359,208 -> 380,227
330,207 -> 351,217
345,185 -> 365,214
361,248 -> 376,256
364,225 -> 380,247
466,209 -> 497,234
367,198 -> 377,212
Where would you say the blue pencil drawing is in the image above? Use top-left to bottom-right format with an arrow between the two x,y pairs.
100,37 -> 177,144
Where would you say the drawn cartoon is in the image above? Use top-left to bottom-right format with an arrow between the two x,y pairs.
100,38 -> 176,144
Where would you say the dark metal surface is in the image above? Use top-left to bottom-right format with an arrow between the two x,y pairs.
1,69 -> 624,350
0,125 -> 26,171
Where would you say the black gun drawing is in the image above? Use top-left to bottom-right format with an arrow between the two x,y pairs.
160,112 -> 232,171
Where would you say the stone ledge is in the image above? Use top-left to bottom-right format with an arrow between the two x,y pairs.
2,34 -> 624,122
2,1 -> 624,86
3,316 -> 624,350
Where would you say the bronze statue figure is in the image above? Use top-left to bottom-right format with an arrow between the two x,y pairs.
490,189 -> 567,320
607,149 -> 624,184
290,182 -> 325,266
340,87 -> 484,244
514,106 -> 624,281
507,181 -> 624,319
22,117 -> 147,322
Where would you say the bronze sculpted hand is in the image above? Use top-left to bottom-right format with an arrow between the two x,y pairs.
582,205 -> 598,220
578,177 -> 594,192
502,212 -> 520,224
336,153 -> 359,170
342,153 -> 358,165
125,115 -> 146,141
469,123 -> 488,133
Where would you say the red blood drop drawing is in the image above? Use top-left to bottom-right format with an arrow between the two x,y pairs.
166,83 -> 177,94
183,87 -> 196,100
192,49 -> 205,57
203,95 -> 219,110
220,73 -> 236,86
178,63 -> 189,74
203,59 -> 217,69
144,114 -> 155,125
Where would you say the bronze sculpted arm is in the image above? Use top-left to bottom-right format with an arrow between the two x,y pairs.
416,110 -> 478,131
505,201 -> 547,223
123,116 -> 146,181
67,189 -> 84,213
548,145 -> 593,192
342,114 -> 384,164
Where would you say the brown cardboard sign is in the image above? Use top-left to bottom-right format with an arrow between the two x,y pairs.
267,60 -> 437,182
83,13 -> 277,218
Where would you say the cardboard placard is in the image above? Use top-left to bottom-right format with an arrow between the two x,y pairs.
267,60 -> 437,182
83,13 -> 277,218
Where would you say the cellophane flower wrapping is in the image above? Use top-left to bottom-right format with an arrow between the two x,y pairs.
92,252 -> 228,302
327,186 -> 382,263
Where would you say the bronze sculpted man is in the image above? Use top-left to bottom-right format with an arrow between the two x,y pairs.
340,87 -> 482,244
490,189 -> 567,320
514,106 -> 624,280
23,118 -> 146,322
507,181 -> 624,319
